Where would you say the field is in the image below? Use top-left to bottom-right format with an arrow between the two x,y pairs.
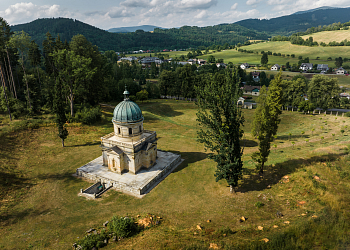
1,100 -> 350,249
197,42 -> 350,68
302,30 -> 350,44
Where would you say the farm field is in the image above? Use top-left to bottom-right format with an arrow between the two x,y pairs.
197,42 -> 350,68
0,100 -> 350,249
301,30 -> 350,43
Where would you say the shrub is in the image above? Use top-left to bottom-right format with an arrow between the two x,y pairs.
74,106 -> 102,125
255,201 -> 265,208
108,216 -> 139,239
345,112 -> 350,117
77,232 -> 107,250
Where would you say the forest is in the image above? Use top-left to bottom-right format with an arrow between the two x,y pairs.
11,18 -> 268,52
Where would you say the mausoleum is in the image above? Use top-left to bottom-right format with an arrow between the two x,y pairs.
76,87 -> 183,198
101,88 -> 157,174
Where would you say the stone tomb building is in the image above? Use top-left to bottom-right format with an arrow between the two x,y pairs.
76,88 -> 183,197
101,89 -> 157,174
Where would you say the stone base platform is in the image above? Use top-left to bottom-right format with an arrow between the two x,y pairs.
76,150 -> 183,198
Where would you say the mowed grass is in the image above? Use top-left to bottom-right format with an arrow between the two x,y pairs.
0,100 -> 350,249
302,30 -> 350,43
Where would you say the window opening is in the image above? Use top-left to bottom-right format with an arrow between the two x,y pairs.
129,128 -> 132,135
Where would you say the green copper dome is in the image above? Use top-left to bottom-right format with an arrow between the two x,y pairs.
112,99 -> 143,123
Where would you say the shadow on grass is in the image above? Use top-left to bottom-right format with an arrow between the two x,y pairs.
0,208 -> 51,227
237,152 -> 346,193
241,139 -> 258,147
141,103 -> 184,118
277,134 -> 310,140
171,151 -> 208,173
66,141 -> 100,148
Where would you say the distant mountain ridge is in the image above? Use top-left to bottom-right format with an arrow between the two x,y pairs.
235,7 -> 350,35
294,6 -> 338,15
10,7 -> 350,51
107,25 -> 163,33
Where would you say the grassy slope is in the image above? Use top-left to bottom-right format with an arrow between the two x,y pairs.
0,100 -> 350,249
302,30 -> 350,43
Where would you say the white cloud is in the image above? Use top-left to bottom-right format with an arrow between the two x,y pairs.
1,2 -> 67,24
195,10 -> 208,18
107,7 -> 134,18
246,0 -> 261,5
177,0 -> 218,9
231,3 -> 238,10
120,0 -> 151,8
267,0 -> 290,5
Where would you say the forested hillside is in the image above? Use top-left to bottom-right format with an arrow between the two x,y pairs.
236,7 -> 350,35
11,18 -> 268,51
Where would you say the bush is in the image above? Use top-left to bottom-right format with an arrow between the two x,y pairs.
108,216 -> 139,239
345,112 -> 350,117
77,232 -> 108,250
255,201 -> 265,208
73,106 -> 102,125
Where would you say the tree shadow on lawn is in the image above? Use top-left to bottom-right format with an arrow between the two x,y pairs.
66,141 -> 100,148
277,134 -> 310,140
141,103 -> 184,118
170,151 -> 209,173
236,152 -> 346,193
241,139 -> 258,147
0,207 -> 51,227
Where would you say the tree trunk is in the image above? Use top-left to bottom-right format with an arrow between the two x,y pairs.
6,48 -> 17,99
69,80 -> 74,117
259,162 -> 264,176
36,67 -> 41,93
2,59 -> 12,96
0,67 -> 12,121
21,55 -> 32,109
230,185 -> 235,194
61,138 -> 65,147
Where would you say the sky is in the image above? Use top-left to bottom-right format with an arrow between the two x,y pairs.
0,0 -> 349,30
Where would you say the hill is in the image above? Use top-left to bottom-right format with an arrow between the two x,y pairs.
11,18 -> 268,51
107,25 -> 162,33
236,7 -> 350,35
301,29 -> 350,43
294,6 -> 337,15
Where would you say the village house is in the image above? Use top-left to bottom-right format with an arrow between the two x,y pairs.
271,64 -> 280,71
317,64 -> 329,72
243,85 -> 262,96
118,56 -> 138,62
240,63 -> 249,70
336,67 -> 346,75
139,57 -> 163,65
216,63 -> 227,68
252,72 -> 260,82
300,63 -> 313,71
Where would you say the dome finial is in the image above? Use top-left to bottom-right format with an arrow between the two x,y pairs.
123,84 -> 130,100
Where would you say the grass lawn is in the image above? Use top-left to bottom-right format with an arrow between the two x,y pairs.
0,100 -> 350,249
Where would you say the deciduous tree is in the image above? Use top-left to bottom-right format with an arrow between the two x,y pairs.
251,72 -> 283,175
196,69 -> 244,193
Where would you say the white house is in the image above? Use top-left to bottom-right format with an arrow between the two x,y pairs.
300,63 -> 313,71
271,64 -> 280,71
336,67 -> 346,75
240,63 -> 249,70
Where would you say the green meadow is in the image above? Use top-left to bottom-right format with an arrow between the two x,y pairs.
1,100 -> 350,249
301,30 -> 350,43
